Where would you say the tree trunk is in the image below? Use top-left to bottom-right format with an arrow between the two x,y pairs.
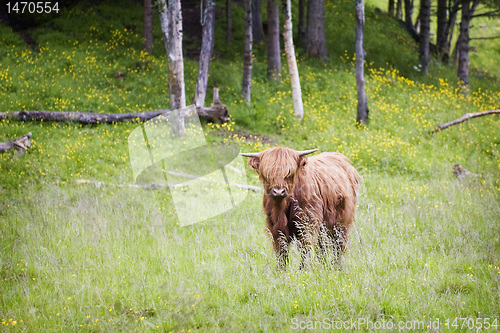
444,2 -> 459,63
388,0 -> 395,17
306,0 -> 328,61
439,0 -> 460,62
436,0 -> 448,56
282,0 -> 304,119
193,0 -> 216,107
355,0 -> 369,124
404,0 -> 418,40
159,0 -> 186,136
267,0 -> 281,82
418,0 -> 431,74
242,0 -> 253,102
457,0 -> 479,90
396,0 -> 403,19
252,0 -> 265,44
404,0 -> 413,29
144,0 -> 153,54
457,0 -> 470,89
298,0 -> 306,46
226,0 -> 232,44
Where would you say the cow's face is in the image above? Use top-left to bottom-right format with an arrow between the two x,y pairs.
247,148 -> 308,200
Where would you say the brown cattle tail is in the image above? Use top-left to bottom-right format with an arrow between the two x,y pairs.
241,147 -> 361,268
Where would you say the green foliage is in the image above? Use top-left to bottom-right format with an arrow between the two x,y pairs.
366,0 -> 500,88
1,0 -> 499,331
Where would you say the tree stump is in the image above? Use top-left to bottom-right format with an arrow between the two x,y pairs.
0,132 -> 32,155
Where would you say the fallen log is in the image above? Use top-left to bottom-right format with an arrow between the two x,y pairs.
0,105 -> 228,124
0,132 -> 32,155
0,88 -> 229,124
430,110 -> 499,134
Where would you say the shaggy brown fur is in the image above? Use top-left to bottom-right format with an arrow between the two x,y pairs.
246,147 -> 361,268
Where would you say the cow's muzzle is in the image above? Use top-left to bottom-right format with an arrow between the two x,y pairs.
269,187 -> 288,199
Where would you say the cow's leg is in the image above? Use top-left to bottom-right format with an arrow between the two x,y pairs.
318,221 -> 345,267
277,250 -> 289,270
330,226 -> 349,270
296,222 -> 320,270
298,229 -> 318,270
330,234 -> 343,270
316,234 -> 329,266
312,229 -> 340,269
271,231 -> 290,270
299,246 -> 313,270
274,238 -> 289,270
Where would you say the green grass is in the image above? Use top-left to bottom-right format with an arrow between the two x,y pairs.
1,0 -> 499,331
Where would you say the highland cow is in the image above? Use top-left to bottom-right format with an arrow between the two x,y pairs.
240,147 -> 361,268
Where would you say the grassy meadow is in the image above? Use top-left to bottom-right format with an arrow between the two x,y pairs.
1,0 -> 499,331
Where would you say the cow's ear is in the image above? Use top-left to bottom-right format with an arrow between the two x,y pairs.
248,157 -> 260,172
298,156 -> 307,169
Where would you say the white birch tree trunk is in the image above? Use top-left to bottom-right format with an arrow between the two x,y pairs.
241,0 -> 253,102
355,0 -> 369,124
159,0 -> 186,136
457,0 -> 480,92
282,0 -> 304,119
193,0 -> 216,107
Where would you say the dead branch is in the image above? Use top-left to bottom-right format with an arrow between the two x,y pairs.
472,10 -> 500,18
470,35 -> 500,40
76,179 -> 174,189
430,110 -> 499,134
0,132 -> 32,155
76,179 -> 262,192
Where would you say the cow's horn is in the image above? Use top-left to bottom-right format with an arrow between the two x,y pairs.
239,152 -> 260,157
297,148 -> 319,156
